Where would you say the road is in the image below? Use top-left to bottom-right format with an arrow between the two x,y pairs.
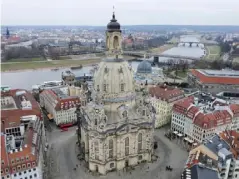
46,126 -> 188,179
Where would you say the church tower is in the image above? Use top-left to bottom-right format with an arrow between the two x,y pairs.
106,12 -> 123,58
6,27 -> 10,39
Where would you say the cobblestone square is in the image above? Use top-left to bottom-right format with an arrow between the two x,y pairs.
45,126 -> 188,179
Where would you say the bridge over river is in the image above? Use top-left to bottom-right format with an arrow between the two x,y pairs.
123,51 -> 203,61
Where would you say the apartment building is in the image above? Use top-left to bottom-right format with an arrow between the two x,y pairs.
171,98 -> 239,143
39,86 -> 82,126
1,116 -> 43,179
1,88 -> 42,134
183,131 -> 239,179
149,84 -> 186,128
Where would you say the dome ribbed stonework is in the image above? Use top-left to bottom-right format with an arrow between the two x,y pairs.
93,59 -> 136,111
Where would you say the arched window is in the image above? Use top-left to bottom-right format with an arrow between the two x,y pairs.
125,137 -> 129,156
122,110 -> 127,118
143,110 -> 146,116
94,141 -> 99,160
120,83 -> 125,92
113,36 -> 119,49
109,139 -> 113,158
138,133 -> 142,152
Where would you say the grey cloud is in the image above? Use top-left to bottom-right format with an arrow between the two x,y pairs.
1,0 -> 239,25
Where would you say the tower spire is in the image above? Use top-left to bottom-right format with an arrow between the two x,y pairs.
6,27 -> 10,39
112,6 -> 115,19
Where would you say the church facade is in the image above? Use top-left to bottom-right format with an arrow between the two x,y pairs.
78,12 -> 155,175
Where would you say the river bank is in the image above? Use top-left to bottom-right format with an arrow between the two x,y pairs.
1,58 -> 102,72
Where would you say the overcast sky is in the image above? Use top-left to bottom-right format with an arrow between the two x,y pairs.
1,0 -> 239,26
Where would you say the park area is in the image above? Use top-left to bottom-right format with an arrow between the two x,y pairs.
205,45 -> 221,61
5,56 -> 71,62
1,58 -> 101,72
150,44 -> 175,54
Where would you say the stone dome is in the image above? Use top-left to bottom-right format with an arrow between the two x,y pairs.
107,13 -> 121,32
137,60 -> 152,74
93,58 -> 136,111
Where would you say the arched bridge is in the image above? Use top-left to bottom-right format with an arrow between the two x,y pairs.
123,51 -> 202,61
178,42 -> 201,47
178,41 -> 218,47
166,41 -> 218,46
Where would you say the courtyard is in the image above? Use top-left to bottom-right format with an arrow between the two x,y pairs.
44,126 -> 188,179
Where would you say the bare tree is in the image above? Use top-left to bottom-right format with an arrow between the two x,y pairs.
49,47 -> 60,60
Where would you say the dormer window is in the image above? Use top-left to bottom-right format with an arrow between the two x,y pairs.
120,83 -> 125,92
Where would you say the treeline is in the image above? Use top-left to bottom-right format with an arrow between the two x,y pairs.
146,36 -> 169,48
219,41 -> 231,53
123,36 -> 169,50
193,59 -> 239,70
2,44 -> 42,62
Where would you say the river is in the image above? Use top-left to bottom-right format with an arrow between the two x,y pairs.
1,35 -> 203,90
155,36 -> 205,63
1,62 -> 140,90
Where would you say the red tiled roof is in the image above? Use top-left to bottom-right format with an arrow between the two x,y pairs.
1,135 -> 9,169
230,104 -> 239,116
193,109 -> 231,129
7,36 -> 21,42
173,99 -> 232,129
220,130 -> 239,159
1,89 -> 41,132
173,97 -> 194,115
42,89 -> 80,111
191,69 -> 239,85
149,85 -> 184,102
1,119 -> 40,176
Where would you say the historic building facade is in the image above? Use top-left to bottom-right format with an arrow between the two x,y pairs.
149,85 -> 186,128
78,12 -> 155,175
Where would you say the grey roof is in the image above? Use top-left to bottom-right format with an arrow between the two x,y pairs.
190,164 -> 219,179
218,148 -> 232,158
137,60 -> 152,74
51,88 -> 68,99
199,69 -> 239,78
204,135 -> 230,155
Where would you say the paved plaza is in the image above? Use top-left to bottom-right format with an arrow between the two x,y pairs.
45,126 -> 188,179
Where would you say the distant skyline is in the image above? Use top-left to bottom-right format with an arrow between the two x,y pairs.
2,0 -> 239,26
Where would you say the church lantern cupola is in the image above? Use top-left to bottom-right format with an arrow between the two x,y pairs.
107,12 -> 121,32
105,10 -> 123,57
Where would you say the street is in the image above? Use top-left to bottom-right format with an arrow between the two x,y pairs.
45,126 -> 188,179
